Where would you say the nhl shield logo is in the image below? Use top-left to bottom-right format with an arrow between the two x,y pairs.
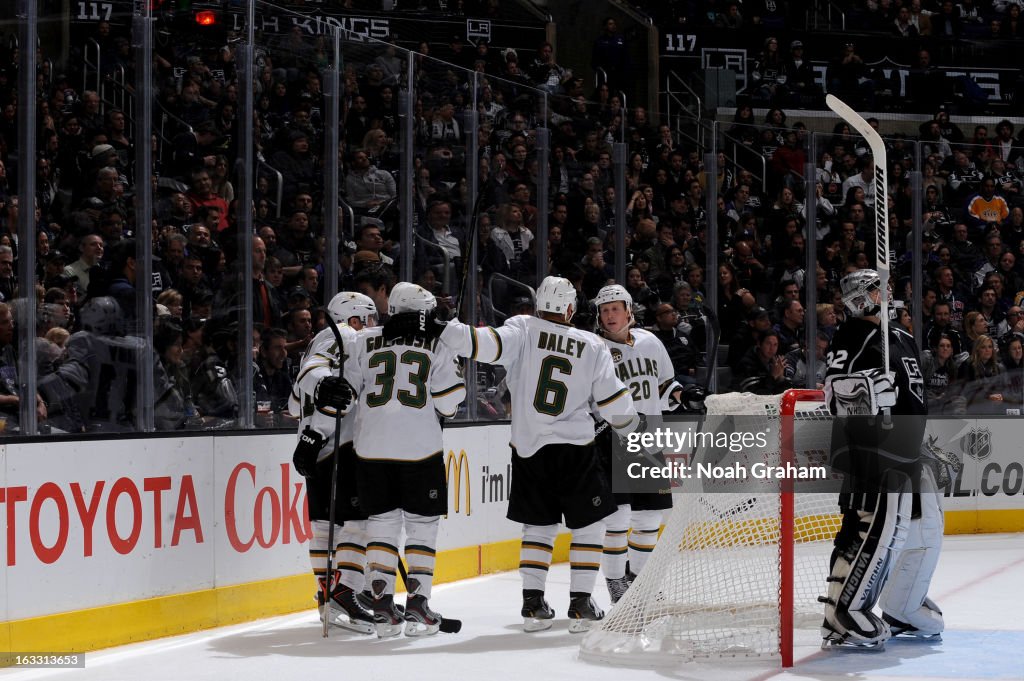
961,427 -> 992,461
592,496 -> 602,507
429,489 -> 439,500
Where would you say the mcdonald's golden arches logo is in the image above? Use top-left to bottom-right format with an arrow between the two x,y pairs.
445,449 -> 471,516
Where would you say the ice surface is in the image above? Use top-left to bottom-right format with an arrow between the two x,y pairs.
4,533 -> 1023,681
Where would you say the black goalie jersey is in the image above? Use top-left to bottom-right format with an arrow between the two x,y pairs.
825,317 -> 927,417
825,317 -> 927,493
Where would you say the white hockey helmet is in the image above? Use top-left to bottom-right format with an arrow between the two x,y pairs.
594,284 -> 634,328
535,276 -> 576,322
327,291 -> 377,327
840,269 -> 882,318
388,282 -> 437,315
79,296 -> 124,335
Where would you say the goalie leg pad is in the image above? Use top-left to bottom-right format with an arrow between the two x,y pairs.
823,488 -> 910,646
403,512 -> 440,599
628,509 -> 665,576
881,467 -> 945,637
520,524 -> 558,593
365,509 -> 403,597
602,504 -> 630,580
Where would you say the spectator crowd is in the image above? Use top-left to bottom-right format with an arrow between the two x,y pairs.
2,1 -> 1024,434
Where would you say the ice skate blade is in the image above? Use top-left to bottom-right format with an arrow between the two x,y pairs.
375,622 -> 403,639
568,618 -> 599,634
404,620 -> 441,637
523,617 -> 553,633
821,637 -> 886,652
891,631 -> 942,641
318,604 -> 375,635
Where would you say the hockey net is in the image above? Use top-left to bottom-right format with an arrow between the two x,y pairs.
580,389 -> 841,668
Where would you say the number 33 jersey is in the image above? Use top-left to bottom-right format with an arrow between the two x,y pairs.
345,328 -> 466,462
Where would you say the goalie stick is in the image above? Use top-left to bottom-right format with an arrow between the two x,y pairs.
397,559 -> 463,633
825,95 -> 892,425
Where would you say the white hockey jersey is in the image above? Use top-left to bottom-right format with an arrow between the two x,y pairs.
289,324 -> 358,454
344,327 -> 466,461
601,328 -> 682,415
438,315 -> 639,457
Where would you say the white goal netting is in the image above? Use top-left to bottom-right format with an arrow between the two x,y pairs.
580,390 -> 842,667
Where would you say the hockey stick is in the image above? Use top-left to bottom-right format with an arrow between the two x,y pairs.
825,94 -> 892,426
397,559 -> 463,633
456,188 -> 489,320
321,315 -> 346,638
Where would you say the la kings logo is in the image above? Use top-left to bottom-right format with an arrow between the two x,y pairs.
901,356 -> 925,404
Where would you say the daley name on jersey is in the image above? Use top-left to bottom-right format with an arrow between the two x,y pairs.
537,330 -> 586,358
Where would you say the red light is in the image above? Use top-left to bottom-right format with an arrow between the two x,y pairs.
195,10 -> 216,26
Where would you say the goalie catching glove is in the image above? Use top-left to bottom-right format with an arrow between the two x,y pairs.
825,368 -> 897,416
314,376 -> 354,413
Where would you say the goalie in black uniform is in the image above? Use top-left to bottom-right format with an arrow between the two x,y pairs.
821,270 -> 949,649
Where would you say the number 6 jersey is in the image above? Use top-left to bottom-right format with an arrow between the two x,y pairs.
344,327 -> 466,461
437,315 -> 639,457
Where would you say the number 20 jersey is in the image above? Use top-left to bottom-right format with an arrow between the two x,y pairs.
344,327 -> 466,462
600,328 -> 681,416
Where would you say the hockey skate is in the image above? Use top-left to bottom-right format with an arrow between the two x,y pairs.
882,613 -> 941,640
819,609 -> 890,652
605,575 -> 630,604
883,598 -> 944,640
358,589 -> 405,616
317,578 -> 375,634
404,594 -> 442,637
521,590 -> 555,632
567,594 -> 604,634
368,581 -> 404,639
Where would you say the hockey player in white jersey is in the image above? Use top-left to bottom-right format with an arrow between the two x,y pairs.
289,291 -> 377,634
343,283 -> 466,638
383,276 -> 644,633
592,285 -> 682,603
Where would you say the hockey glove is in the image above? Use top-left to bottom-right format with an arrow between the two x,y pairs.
293,426 -> 326,477
313,376 -> 354,413
825,368 -> 897,416
382,310 -> 447,342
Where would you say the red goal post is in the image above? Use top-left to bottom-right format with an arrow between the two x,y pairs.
580,389 -> 842,668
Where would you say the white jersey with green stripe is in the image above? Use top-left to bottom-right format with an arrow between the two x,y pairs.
344,326 -> 466,462
438,315 -> 639,458
289,324 -> 359,454
600,328 -> 682,416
